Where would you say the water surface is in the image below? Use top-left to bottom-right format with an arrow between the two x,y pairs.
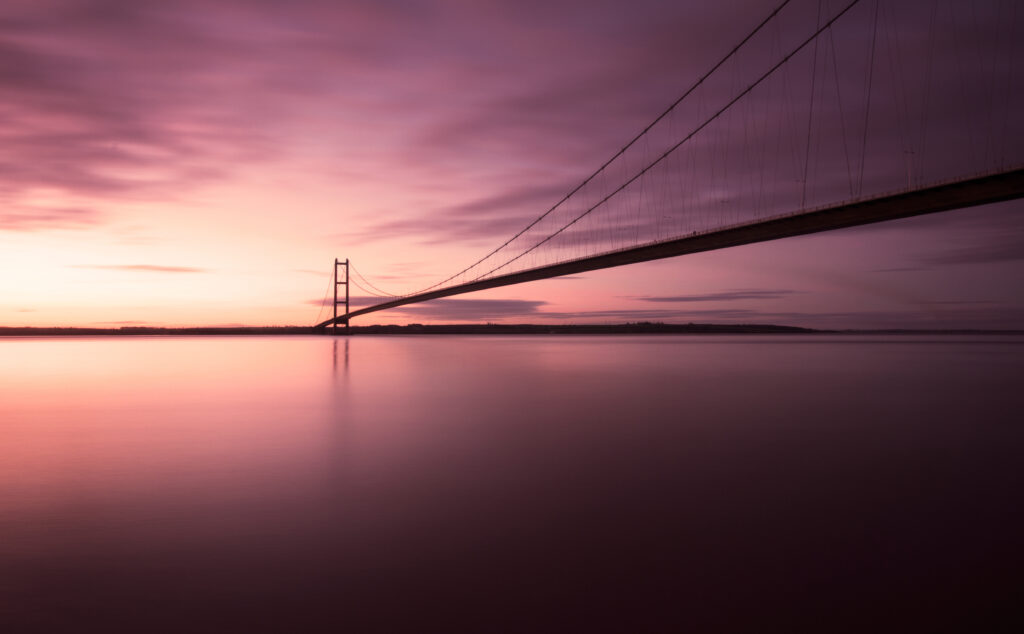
2,335 -> 1022,631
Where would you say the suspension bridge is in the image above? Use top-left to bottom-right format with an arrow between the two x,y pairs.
316,0 -> 1024,331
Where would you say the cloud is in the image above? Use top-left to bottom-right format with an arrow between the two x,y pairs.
385,298 -> 546,321
4,0 -> 709,214
536,307 -> 769,323
72,264 -> 208,273
90,320 -> 150,325
0,207 -> 102,231
0,0 -> 378,202
309,295 -> 546,322
349,182 -> 570,244
635,289 -> 798,303
921,241 -> 1024,266
921,300 -> 996,306
917,212 -> 1024,268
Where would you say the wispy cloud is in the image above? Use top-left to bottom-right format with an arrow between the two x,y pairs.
0,207 -> 102,231
921,241 -> 1024,266
349,183 -> 570,244
536,307 -> 768,322
72,264 -> 208,273
308,296 -> 546,322
386,298 -> 546,321
635,289 -> 798,303
90,320 -> 150,325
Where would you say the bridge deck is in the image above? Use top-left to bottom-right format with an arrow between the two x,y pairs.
317,167 -> 1024,328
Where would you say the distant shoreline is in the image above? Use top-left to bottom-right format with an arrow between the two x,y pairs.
2,323 -> 1022,337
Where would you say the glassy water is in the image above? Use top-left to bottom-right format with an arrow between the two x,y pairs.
2,335 -> 1022,631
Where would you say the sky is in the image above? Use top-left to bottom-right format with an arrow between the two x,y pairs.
1,0 -> 1022,330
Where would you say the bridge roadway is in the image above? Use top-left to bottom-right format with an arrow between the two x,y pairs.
317,167 -> 1024,329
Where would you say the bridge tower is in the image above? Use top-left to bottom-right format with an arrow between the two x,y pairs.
333,258 -> 349,335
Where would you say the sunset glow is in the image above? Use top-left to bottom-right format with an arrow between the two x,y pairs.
2,0 -> 1021,329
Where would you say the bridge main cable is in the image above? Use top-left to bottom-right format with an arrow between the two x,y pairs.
467,0 -> 865,283
376,0 -> 798,299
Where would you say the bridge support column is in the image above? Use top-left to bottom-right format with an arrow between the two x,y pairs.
333,258 -> 350,335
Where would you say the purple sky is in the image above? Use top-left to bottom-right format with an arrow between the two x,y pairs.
1,0 -> 1022,329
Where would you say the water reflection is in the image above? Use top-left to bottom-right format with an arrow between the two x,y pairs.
328,337 -> 351,476
1,335 -> 1022,631
331,337 -> 349,377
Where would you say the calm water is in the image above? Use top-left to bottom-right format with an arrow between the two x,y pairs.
2,334 -> 1022,632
